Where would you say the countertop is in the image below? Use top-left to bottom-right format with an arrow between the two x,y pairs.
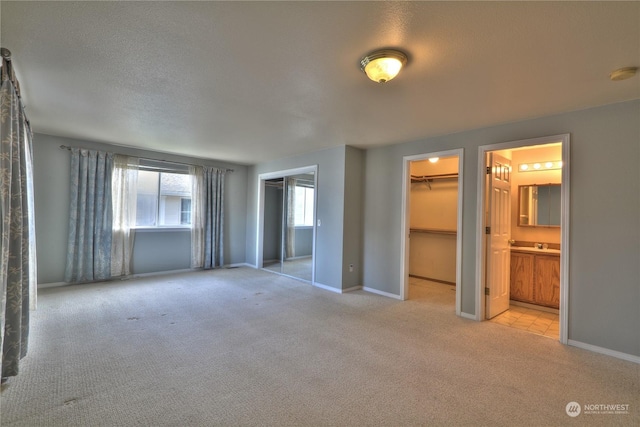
511,247 -> 561,255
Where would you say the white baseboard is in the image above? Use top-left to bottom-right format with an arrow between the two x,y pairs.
226,263 -> 252,268
568,340 -> 640,364
129,268 -> 196,279
38,278 -> 120,289
38,281 -> 69,289
38,268 -> 199,289
362,287 -> 402,300
342,285 -> 363,293
312,282 -> 342,294
460,312 -> 477,321
285,255 -> 312,261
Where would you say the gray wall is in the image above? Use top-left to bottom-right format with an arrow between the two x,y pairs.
342,146 -> 364,289
131,230 -> 191,274
247,146 -> 347,290
362,100 -> 639,357
33,133 -> 248,283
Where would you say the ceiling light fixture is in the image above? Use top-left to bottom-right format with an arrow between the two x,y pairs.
428,157 -> 439,163
609,67 -> 638,81
360,49 -> 408,83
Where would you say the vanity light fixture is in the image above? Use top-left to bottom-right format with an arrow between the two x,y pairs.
518,160 -> 562,172
360,49 -> 408,83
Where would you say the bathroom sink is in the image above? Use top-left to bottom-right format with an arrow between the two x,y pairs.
511,246 -> 561,255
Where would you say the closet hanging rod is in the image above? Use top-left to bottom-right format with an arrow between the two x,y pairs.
411,173 -> 458,181
410,228 -> 457,236
59,145 -> 233,173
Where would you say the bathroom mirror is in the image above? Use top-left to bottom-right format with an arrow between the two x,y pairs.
518,184 -> 561,227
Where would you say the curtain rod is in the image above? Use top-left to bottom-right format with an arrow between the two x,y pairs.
59,145 -> 234,173
1,47 -> 23,98
1,47 -> 29,128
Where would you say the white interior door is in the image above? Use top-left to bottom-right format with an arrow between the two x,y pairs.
486,153 -> 512,319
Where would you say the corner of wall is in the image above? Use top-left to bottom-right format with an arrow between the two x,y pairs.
341,146 -> 365,290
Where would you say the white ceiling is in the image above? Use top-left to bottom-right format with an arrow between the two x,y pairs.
2,1 -> 638,165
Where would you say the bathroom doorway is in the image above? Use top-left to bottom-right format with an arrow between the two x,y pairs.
257,166 -> 317,284
476,134 -> 570,343
400,149 -> 464,315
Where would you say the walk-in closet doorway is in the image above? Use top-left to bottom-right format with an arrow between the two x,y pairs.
400,149 -> 464,315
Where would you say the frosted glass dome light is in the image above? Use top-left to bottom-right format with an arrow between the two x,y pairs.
360,49 -> 408,84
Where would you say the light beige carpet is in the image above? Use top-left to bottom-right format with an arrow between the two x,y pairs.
1,268 -> 638,426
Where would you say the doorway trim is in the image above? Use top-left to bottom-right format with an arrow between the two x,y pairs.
400,148 -> 464,316
256,165 -> 318,283
475,134 -> 570,344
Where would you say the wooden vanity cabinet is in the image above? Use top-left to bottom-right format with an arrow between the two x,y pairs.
533,254 -> 560,308
510,250 -> 560,309
510,252 -> 534,303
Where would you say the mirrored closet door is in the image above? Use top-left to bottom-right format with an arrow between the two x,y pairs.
261,170 -> 315,283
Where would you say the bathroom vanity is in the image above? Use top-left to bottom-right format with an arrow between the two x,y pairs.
510,247 -> 560,309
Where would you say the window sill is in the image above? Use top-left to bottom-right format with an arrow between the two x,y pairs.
133,227 -> 191,233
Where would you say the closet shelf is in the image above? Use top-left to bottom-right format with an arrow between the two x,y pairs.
410,228 -> 457,236
410,173 -> 458,183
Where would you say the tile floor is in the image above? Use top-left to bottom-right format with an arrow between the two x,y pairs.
489,305 -> 559,339
408,276 -> 559,339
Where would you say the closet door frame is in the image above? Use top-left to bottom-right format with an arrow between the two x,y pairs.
400,149 -> 464,316
256,165 -> 318,283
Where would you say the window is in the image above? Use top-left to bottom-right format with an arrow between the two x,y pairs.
136,170 -> 192,227
294,186 -> 314,227
180,198 -> 192,225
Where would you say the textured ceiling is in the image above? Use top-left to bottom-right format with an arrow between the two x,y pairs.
2,1 -> 639,165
